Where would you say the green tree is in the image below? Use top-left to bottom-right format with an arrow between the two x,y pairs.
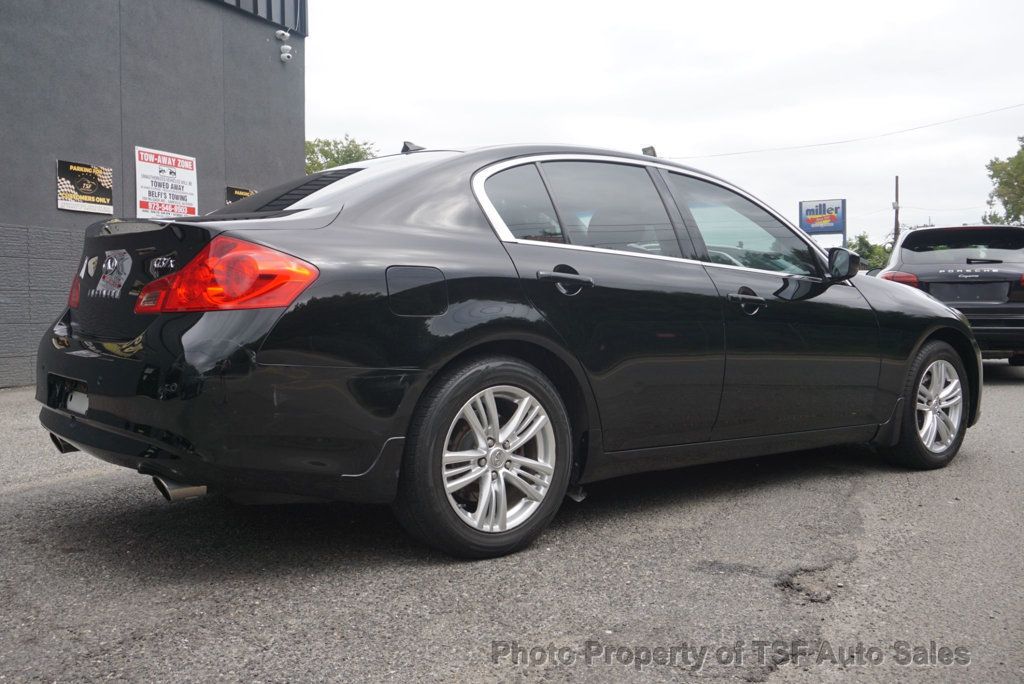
982,136 -> 1024,225
847,232 -> 892,269
304,135 -> 376,174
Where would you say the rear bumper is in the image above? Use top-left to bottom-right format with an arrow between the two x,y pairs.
36,310 -> 427,503
951,309 -> 1024,356
965,320 -> 1024,356
40,406 -> 405,502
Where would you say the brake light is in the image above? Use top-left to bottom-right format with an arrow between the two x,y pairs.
134,236 -> 318,314
880,271 -> 919,287
68,273 -> 81,309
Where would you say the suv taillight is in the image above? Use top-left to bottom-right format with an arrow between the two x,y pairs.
68,273 -> 81,309
880,271 -> 919,287
134,236 -> 318,314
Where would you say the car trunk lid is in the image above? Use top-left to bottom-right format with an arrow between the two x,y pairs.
70,219 -> 221,341
913,263 -> 1023,313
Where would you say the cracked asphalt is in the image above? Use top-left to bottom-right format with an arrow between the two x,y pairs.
1,363 -> 1022,682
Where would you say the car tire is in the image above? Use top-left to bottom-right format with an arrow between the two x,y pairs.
883,340 -> 969,470
393,356 -> 572,558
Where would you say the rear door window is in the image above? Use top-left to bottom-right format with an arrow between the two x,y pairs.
484,164 -> 564,243
540,161 -> 682,258
901,227 -> 1024,264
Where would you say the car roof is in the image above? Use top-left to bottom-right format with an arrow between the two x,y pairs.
291,143 -> 742,216
463,143 -> 726,179
904,224 -> 1023,231
323,143 -> 726,180
204,143 -> 771,231
895,224 -> 1024,244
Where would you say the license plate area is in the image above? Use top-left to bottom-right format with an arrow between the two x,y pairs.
929,282 -> 1009,304
47,375 -> 89,414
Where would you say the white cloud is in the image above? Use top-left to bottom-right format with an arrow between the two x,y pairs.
306,0 -> 1024,241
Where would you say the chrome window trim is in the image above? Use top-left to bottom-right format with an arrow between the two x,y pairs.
701,260 -> 829,281
490,234 -> 706,267
471,153 -> 830,281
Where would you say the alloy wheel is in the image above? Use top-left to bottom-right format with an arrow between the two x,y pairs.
915,359 -> 963,453
441,385 -> 556,532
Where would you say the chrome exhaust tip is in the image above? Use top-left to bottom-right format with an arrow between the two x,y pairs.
152,476 -> 207,502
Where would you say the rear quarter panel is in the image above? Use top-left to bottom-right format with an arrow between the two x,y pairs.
246,156 -> 598,470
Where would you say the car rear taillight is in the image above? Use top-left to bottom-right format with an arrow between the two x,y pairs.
134,236 -> 318,314
879,271 -> 920,287
68,273 -> 81,309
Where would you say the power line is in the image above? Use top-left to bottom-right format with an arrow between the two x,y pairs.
901,205 -> 988,213
852,205 -> 987,217
665,102 -> 1024,160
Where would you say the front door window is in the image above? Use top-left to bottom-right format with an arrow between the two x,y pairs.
666,173 -> 819,276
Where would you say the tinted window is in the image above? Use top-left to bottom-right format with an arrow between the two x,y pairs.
667,174 -> 819,276
901,227 -> 1024,264
208,151 -> 460,217
485,165 -> 563,243
541,162 -> 682,258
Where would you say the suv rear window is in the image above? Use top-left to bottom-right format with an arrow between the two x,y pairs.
901,227 -> 1024,264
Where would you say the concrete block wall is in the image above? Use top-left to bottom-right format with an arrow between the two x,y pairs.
0,0 -> 306,387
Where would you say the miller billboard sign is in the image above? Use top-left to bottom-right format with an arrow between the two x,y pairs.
799,199 -> 847,239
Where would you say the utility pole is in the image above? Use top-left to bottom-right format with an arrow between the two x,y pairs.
892,175 -> 900,244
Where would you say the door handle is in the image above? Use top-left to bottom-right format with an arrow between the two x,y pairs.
727,292 -> 767,315
726,293 -> 766,305
537,271 -> 595,288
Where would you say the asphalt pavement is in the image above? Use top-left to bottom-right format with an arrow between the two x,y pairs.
1,363 -> 1022,682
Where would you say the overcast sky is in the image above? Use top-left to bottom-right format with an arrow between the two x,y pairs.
305,0 -> 1024,244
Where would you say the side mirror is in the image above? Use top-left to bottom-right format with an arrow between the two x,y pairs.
827,247 -> 860,282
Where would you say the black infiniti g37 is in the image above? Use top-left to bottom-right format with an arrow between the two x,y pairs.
37,145 -> 982,558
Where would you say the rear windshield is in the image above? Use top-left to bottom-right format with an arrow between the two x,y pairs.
209,168 -> 364,215
206,151 -> 461,217
900,227 -> 1024,264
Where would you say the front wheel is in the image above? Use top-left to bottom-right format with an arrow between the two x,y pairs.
393,356 -> 572,558
883,340 -> 969,469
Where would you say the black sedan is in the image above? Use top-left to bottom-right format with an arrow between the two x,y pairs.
879,224 -> 1024,365
37,145 -> 981,557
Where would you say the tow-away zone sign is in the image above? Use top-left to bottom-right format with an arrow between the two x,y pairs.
135,146 -> 198,219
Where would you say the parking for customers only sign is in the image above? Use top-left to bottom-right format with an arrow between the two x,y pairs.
134,146 -> 198,219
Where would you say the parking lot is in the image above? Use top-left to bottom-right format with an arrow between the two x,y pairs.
1,363 -> 1021,682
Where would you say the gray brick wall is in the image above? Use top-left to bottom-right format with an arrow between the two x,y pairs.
0,0 -> 305,387
0,225 -> 36,387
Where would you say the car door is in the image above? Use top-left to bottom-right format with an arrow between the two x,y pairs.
477,159 -> 724,451
662,171 -> 881,440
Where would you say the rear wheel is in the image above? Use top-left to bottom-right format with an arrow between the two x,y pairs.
393,356 -> 572,558
883,341 -> 969,469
